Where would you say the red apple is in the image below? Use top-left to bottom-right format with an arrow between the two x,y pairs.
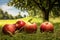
15,20 -> 25,30
40,22 -> 54,32
24,22 -> 37,33
2,24 -> 16,34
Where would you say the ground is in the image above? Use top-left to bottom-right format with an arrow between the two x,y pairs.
0,17 -> 60,40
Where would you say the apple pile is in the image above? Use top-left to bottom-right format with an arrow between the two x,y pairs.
2,19 -> 54,36
2,20 -> 38,35
40,22 -> 54,32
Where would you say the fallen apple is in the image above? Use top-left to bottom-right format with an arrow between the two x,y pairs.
15,20 -> 25,30
2,24 -> 16,35
24,22 -> 37,33
40,22 -> 54,32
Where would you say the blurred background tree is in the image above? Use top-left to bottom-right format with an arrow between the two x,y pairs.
0,8 -> 23,19
16,13 -> 23,19
0,9 -> 4,19
8,0 -> 60,21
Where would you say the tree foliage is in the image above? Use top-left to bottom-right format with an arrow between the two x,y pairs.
8,0 -> 59,11
8,0 -> 60,21
0,9 -> 4,19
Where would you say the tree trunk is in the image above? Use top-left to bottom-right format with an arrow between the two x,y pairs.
43,10 -> 49,22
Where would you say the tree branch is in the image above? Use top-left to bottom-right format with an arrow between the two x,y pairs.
33,0 -> 46,12
49,0 -> 57,11
52,0 -> 57,4
33,0 -> 41,9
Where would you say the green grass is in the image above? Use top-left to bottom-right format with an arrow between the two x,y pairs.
0,17 -> 60,40
0,19 -> 17,26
